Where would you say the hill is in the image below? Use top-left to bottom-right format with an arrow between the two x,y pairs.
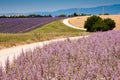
0,4 -> 120,16
50,4 -> 120,16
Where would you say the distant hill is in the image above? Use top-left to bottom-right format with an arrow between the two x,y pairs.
0,4 -> 120,16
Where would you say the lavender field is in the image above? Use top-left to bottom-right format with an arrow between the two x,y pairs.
0,17 -> 64,33
0,30 -> 120,80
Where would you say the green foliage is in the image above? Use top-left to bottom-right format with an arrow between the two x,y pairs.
81,13 -> 87,16
57,14 -> 66,17
99,13 -> 110,15
84,16 -> 102,31
27,14 -> 40,18
0,14 -> 52,18
68,12 -> 79,17
92,20 -> 109,31
84,16 -> 116,32
27,14 -> 52,18
104,13 -> 109,15
104,18 -> 115,30
68,13 -> 91,17
0,15 -> 8,18
73,12 -> 78,16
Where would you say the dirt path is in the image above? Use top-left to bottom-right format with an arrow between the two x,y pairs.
63,18 -> 86,30
0,36 -> 88,67
0,18 -> 89,67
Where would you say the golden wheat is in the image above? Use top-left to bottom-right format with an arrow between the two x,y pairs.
69,15 -> 120,30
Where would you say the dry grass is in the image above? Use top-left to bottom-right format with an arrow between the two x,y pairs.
0,21 -> 89,50
69,15 -> 120,30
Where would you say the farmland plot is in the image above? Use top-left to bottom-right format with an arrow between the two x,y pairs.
0,17 -> 64,33
0,30 -> 120,79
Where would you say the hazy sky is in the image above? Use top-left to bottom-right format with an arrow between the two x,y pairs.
0,0 -> 120,13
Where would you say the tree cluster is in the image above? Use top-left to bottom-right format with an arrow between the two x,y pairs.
84,16 -> 116,32
68,13 -> 91,17
0,14 -> 52,18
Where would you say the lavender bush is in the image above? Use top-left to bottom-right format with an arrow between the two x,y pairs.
0,30 -> 120,80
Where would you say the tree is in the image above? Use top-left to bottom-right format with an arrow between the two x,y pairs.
92,20 -> 109,32
58,14 -> 66,17
0,15 -> 7,18
84,16 -> 102,31
73,12 -> 78,16
103,18 -> 115,30
48,14 -> 52,17
104,13 -> 109,15
81,13 -> 87,16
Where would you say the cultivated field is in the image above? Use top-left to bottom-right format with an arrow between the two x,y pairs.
0,20 -> 89,49
1,30 -> 120,79
69,15 -> 120,30
0,16 -> 120,79
0,17 -> 65,33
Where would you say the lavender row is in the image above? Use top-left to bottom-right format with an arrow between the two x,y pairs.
0,30 -> 120,79
0,17 -> 65,33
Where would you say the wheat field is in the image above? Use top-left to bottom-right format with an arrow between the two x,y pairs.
69,15 -> 120,30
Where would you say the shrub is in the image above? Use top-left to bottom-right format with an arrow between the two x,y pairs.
104,13 -> 109,15
92,20 -> 109,32
84,16 -> 116,32
58,14 -> 66,17
73,12 -> 78,16
104,18 -> 116,30
84,16 -> 102,31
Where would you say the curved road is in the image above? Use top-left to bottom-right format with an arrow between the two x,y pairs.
63,18 -> 86,30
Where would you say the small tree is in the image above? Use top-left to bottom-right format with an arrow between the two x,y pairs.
104,18 -> 115,30
48,14 -> 52,17
81,13 -> 87,16
73,12 -> 78,16
84,16 -> 102,31
0,15 -> 7,18
104,13 -> 109,15
92,20 -> 109,32
58,14 -> 66,17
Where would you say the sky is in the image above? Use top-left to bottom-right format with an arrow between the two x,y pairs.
0,0 -> 120,13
